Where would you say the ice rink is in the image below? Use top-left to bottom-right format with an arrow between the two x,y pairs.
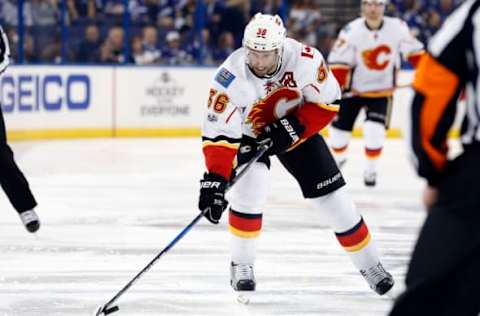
0,137 -> 430,316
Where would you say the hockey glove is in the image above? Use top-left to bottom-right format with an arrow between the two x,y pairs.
257,113 -> 305,156
199,173 -> 228,224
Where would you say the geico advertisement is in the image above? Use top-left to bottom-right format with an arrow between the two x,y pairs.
0,66 -> 113,129
115,67 -> 211,128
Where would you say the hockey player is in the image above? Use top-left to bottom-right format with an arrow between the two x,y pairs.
198,13 -> 394,297
390,1 -> 480,315
328,0 -> 424,186
0,25 -> 40,233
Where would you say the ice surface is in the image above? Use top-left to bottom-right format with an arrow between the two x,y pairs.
0,138 -> 428,316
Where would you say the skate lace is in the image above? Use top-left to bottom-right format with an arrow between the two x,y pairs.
361,263 -> 387,285
364,171 -> 376,181
20,210 -> 38,224
233,264 -> 254,281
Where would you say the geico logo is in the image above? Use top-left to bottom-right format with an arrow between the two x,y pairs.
0,74 -> 90,112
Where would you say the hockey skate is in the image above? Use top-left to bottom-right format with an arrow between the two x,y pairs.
19,209 -> 40,233
360,262 -> 394,295
230,262 -> 256,291
363,170 -> 377,187
231,262 -> 255,304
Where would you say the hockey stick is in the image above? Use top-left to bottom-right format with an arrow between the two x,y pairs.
94,142 -> 270,316
342,84 -> 411,99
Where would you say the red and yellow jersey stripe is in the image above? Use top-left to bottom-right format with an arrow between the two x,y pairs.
406,50 -> 426,68
330,64 -> 352,90
295,102 -> 339,140
202,136 -> 240,180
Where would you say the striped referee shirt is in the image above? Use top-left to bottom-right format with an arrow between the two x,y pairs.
409,0 -> 480,186
0,25 -> 10,74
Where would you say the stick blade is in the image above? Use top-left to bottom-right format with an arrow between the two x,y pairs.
93,306 -> 104,316
93,305 -> 119,316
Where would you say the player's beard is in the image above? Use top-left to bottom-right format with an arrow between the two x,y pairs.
249,54 -> 281,78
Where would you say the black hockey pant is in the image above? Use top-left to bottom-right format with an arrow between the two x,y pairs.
0,109 -> 37,213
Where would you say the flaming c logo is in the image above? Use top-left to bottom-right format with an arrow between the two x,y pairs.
362,45 -> 392,70
246,87 -> 301,135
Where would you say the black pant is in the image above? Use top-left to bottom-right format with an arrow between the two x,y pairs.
389,146 -> 480,316
0,109 -> 37,213
331,96 -> 392,131
237,134 -> 345,199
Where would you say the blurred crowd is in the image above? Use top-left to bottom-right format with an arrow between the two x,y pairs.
387,0 -> 463,44
0,0 -> 464,65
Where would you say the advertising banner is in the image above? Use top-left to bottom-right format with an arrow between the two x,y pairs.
115,67 -> 212,136
1,66 -> 114,138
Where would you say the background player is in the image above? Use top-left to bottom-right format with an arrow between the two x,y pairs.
328,0 -> 424,186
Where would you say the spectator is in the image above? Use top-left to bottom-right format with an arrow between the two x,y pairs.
76,24 -> 101,63
103,0 -> 126,25
67,0 -> 97,24
100,26 -> 126,63
136,25 -> 161,64
217,0 -> 249,48
31,0 -> 59,26
31,0 -> 60,63
161,30 -> 193,65
212,31 -> 235,65
1,0 -> 33,27
131,35 -> 148,64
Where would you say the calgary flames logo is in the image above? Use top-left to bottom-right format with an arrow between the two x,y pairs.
362,45 -> 392,70
246,87 -> 301,135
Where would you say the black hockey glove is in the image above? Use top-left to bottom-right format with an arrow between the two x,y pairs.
256,113 -> 305,156
198,173 -> 228,224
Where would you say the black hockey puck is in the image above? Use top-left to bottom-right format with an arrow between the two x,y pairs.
104,306 -> 119,315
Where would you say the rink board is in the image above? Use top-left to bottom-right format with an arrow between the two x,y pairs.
0,66 -> 462,140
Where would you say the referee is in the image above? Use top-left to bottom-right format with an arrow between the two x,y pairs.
0,25 -> 40,233
390,1 -> 480,315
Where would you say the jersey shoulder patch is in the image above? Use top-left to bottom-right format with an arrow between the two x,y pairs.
215,67 -> 236,89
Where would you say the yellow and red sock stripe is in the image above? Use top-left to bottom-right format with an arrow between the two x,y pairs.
365,147 -> 382,159
335,217 -> 371,252
229,209 -> 262,238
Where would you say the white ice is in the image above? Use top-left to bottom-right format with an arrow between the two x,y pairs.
0,138 -> 431,316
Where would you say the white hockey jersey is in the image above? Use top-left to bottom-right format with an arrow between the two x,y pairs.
202,38 -> 341,178
328,16 -> 424,96
0,25 -> 11,74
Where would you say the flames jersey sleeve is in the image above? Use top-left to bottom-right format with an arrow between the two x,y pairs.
202,60 -> 244,180
294,43 -> 341,139
328,17 -> 425,95
327,25 -> 356,90
397,20 -> 425,67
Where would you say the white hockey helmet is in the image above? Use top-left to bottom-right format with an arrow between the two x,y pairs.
243,13 -> 286,51
362,0 -> 387,4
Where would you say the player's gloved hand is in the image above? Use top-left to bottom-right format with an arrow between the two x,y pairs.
256,113 -> 305,156
198,173 -> 228,224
